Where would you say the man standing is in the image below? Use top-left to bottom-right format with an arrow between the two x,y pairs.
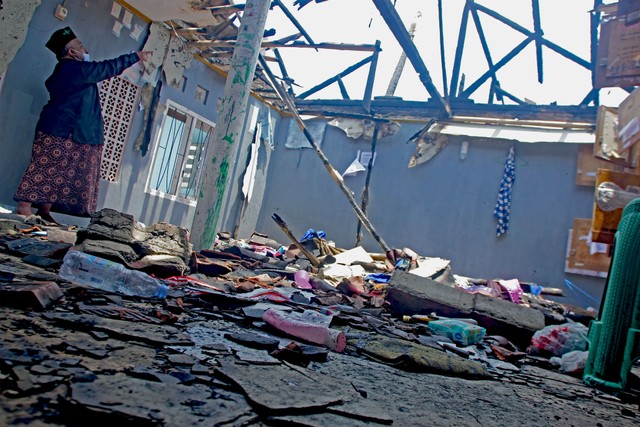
14,27 -> 151,223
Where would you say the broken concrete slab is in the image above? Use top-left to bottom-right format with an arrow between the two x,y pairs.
0,281 -> 62,310
215,357 -> 357,413
353,335 -> 489,379
66,373 -> 256,425
387,271 -> 545,345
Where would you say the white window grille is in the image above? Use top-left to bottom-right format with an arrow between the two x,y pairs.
148,103 -> 215,201
98,76 -> 139,182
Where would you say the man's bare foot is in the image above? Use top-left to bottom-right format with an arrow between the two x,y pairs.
16,202 -> 33,216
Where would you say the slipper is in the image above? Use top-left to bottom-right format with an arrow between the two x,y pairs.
35,212 -> 60,226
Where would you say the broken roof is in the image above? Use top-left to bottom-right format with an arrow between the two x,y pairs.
118,0 -> 631,124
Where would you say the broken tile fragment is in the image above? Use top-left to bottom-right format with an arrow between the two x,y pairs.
224,332 -> 280,351
167,353 -> 197,366
0,281 -> 62,310
43,312 -> 193,347
67,373 -> 254,425
215,357 -> 355,413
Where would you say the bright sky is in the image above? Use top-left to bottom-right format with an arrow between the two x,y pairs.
265,0 -> 627,107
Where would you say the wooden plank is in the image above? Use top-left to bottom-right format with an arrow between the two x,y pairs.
565,218 -> 611,278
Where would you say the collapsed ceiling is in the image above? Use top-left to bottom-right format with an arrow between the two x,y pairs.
120,0 -> 617,124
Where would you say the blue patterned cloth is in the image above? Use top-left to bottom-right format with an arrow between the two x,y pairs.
494,145 -> 516,237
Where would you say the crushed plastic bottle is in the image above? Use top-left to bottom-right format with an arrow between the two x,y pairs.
428,319 -> 486,346
59,250 -> 169,298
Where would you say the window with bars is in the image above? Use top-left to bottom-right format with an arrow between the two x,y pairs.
148,103 -> 214,201
98,76 -> 140,182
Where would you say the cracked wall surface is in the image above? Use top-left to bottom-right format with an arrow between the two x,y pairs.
0,0 -> 41,74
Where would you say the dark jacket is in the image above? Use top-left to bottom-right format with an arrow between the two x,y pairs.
36,52 -> 140,145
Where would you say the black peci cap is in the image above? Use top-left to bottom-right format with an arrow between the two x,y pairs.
45,27 -> 77,56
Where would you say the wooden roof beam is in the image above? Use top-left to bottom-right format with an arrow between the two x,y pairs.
371,0 -> 450,116
296,54 -> 374,99
189,40 -> 378,51
272,0 -> 316,46
475,3 -> 590,69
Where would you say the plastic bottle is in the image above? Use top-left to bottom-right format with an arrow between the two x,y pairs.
59,251 -> 169,298
428,319 -> 486,346
402,314 -> 437,323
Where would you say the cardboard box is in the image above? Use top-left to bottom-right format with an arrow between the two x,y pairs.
565,218 -> 611,278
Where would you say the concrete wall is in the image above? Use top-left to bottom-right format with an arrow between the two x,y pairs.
254,118 -> 605,309
0,0 -> 269,235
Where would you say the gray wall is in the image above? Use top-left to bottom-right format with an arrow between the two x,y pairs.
0,0 -> 269,234
0,0 -> 605,309
254,118 -> 605,309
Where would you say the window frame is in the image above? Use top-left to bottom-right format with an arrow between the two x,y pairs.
145,100 -> 216,205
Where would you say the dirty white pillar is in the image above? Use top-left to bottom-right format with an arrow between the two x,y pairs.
191,0 -> 270,250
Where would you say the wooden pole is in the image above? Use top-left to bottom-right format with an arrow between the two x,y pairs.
191,0 -> 271,250
259,56 -> 392,254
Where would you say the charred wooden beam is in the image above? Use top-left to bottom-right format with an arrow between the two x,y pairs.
494,86 -> 527,105
190,40 -> 378,51
475,3 -> 590,69
293,98 -> 598,123
460,36 -> 534,98
469,1 -> 500,103
363,41 -> 381,113
259,55 -> 392,254
296,55 -> 373,99
437,0 -> 449,98
337,77 -> 350,100
450,1 -> 471,99
590,0 -> 603,105
531,0 -> 544,83
371,0 -> 450,115
272,0 -> 316,46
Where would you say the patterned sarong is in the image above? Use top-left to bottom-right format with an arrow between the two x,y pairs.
14,132 -> 103,216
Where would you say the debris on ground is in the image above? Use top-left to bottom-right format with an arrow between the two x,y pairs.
0,209 -> 635,426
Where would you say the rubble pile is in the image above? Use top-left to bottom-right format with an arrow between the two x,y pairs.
0,209 -> 637,426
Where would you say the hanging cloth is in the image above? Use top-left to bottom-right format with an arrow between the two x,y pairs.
494,145 -> 516,237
